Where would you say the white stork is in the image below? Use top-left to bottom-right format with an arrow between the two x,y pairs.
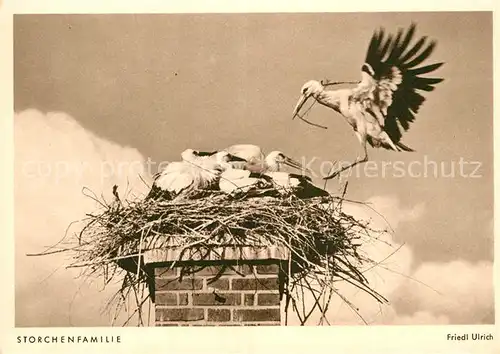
222,146 -> 309,173
220,149 -> 328,199
245,150 -> 307,173
224,144 -> 265,162
146,149 -> 245,201
261,152 -> 329,198
292,24 -> 444,179
218,146 -> 270,197
219,168 -> 272,197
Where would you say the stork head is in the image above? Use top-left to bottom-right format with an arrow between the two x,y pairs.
265,151 -> 310,173
361,63 -> 375,76
292,80 -> 324,119
180,148 -> 198,162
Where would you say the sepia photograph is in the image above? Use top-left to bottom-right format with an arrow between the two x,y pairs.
13,10 -> 493,332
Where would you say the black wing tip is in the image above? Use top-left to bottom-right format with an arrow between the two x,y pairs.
396,142 -> 415,152
409,62 -> 445,76
196,150 -> 219,156
227,154 -> 248,162
433,62 -> 445,70
419,77 -> 445,91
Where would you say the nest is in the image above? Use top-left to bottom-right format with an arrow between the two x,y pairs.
59,183 -> 389,326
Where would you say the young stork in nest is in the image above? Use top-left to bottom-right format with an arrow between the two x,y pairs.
292,23 -> 444,179
220,147 -> 329,199
224,144 -> 265,169
146,149 -> 245,201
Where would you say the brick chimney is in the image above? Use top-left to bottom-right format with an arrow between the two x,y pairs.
142,246 -> 289,326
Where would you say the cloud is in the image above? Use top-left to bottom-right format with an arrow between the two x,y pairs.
288,196 -> 493,325
287,195 -> 419,326
350,195 -> 426,230
390,311 -> 450,325
392,260 -> 494,324
15,109 -> 152,326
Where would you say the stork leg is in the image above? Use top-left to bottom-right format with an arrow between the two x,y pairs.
324,132 -> 369,180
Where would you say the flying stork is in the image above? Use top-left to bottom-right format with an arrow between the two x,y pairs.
145,149 -> 245,201
292,23 -> 444,179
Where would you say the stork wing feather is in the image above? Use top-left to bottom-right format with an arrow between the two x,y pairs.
356,23 -> 444,143
224,144 -> 264,162
408,62 -> 443,76
156,170 -> 194,194
196,150 -> 218,157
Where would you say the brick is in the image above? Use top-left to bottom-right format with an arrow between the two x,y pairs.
195,265 -> 253,276
233,309 -> 281,322
206,278 -> 229,290
232,264 -> 254,275
256,264 -> 280,274
154,267 -> 178,278
193,292 -> 241,306
234,264 -> 254,275
231,277 -> 279,291
244,294 -> 255,306
179,293 -> 189,306
155,292 -> 177,306
180,321 -> 206,327
156,308 -> 205,322
156,278 -> 203,291
207,309 -> 230,322
257,294 -> 280,306
193,266 -> 226,276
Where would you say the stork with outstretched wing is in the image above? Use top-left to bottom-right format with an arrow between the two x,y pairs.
292,24 -> 444,179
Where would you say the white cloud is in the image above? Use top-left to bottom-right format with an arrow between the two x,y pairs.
15,109 -> 152,326
392,260 -> 494,324
341,196 -> 419,293
390,311 -> 450,325
288,196 -> 493,326
288,195 -> 419,326
347,195 -> 426,230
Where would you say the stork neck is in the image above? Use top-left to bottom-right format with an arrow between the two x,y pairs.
313,89 -> 341,111
264,162 -> 279,172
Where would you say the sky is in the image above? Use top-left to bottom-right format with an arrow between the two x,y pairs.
13,12 -> 493,326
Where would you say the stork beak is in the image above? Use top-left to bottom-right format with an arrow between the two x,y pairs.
284,156 -> 312,174
292,94 -> 309,120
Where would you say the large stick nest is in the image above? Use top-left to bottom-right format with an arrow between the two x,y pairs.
66,185 -> 388,325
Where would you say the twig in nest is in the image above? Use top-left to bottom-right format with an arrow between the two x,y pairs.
50,183 -> 394,326
320,79 -> 361,87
